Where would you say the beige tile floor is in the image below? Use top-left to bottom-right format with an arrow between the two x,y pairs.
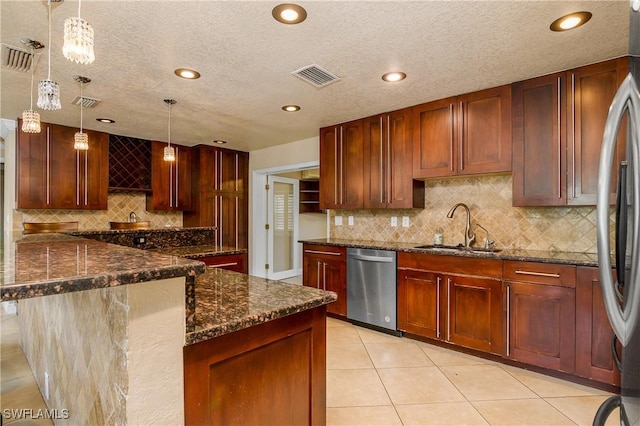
0,310 -> 620,426
326,317 -> 620,426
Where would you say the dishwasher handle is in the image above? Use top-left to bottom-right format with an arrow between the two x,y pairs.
348,253 -> 394,263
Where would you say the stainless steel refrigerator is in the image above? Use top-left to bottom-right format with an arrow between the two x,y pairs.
594,4 -> 640,425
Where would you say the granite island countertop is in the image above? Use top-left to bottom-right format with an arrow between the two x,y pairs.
151,245 -> 246,258
1,233 -> 206,302
300,238 -> 601,267
186,269 -> 337,345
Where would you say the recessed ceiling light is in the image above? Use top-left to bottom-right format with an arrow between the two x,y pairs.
272,4 -> 307,24
96,118 -> 115,123
174,68 -> 201,79
382,72 -> 406,82
282,105 -> 301,112
550,11 -> 592,32
213,140 -> 227,145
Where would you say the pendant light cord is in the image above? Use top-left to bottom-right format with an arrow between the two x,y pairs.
77,0 -> 82,18
29,47 -> 34,109
79,82 -> 83,133
47,0 -> 51,80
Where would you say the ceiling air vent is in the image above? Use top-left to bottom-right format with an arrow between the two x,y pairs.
71,95 -> 101,108
1,43 -> 39,73
292,64 -> 340,88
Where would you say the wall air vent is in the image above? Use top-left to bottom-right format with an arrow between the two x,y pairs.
1,43 -> 40,73
292,64 -> 340,88
71,95 -> 101,108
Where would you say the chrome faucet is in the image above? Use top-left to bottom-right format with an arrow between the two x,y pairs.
475,223 -> 495,251
128,211 -> 137,223
446,203 -> 475,248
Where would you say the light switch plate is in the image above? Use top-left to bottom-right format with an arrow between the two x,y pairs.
391,216 -> 398,227
348,216 -> 354,226
335,216 -> 343,226
402,216 -> 410,227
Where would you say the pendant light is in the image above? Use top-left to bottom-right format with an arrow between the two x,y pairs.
73,75 -> 90,150
163,99 -> 177,162
37,0 -> 61,110
63,0 -> 95,64
21,39 -> 44,133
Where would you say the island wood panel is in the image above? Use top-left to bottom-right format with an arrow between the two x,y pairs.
575,266 -> 621,386
184,306 -> 327,425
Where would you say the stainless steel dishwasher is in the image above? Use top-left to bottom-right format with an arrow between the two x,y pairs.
347,248 -> 398,333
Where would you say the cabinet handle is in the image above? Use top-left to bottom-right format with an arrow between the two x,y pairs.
449,104 -> 455,172
323,262 -> 327,290
317,261 -> 321,289
506,284 -> 510,357
436,276 -> 441,338
557,77 -> 562,199
340,126 -> 344,205
169,150 -> 174,208
514,270 -> 560,278
175,147 -> 179,208
235,153 -> 239,192
84,151 -> 88,205
380,116 -> 384,204
387,115 -> 391,205
235,196 -> 239,250
304,249 -> 341,256
219,195 -> 224,246
46,127 -> 50,205
571,73 -> 576,199
447,278 -> 451,341
214,195 -> 219,246
334,128 -> 338,205
76,150 -> 81,206
458,101 -> 464,171
207,262 -> 238,268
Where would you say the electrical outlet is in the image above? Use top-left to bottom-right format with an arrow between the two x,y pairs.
402,216 -> 410,227
335,216 -> 343,226
390,216 -> 398,227
348,216 -> 354,226
133,236 -> 146,245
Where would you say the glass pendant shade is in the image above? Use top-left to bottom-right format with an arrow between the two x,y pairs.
74,132 -> 89,150
37,79 -> 61,110
63,17 -> 95,64
163,145 -> 176,162
22,110 -> 41,133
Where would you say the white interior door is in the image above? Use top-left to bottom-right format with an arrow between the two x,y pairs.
267,176 -> 299,280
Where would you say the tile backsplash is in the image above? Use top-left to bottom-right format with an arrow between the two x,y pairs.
12,193 -> 182,233
330,175 -> 604,253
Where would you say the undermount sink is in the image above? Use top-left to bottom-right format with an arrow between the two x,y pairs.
109,221 -> 151,230
413,244 -> 501,253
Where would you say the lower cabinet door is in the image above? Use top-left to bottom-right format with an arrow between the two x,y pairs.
447,275 -> 504,355
322,258 -> 347,317
507,281 -> 575,373
397,269 -> 443,339
575,267 -> 621,385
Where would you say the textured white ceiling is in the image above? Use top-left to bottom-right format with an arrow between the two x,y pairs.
0,1 -> 630,152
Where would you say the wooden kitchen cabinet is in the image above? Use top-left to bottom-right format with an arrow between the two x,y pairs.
504,261 -> 576,373
512,57 -> 628,207
412,85 -> 511,179
302,244 -> 346,316
16,120 -> 108,210
147,141 -> 192,211
198,253 -> 247,274
185,145 -> 249,250
363,109 -> 424,209
319,120 -> 364,210
575,266 -> 621,386
397,252 -> 504,355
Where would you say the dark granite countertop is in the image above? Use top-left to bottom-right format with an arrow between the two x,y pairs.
186,269 -> 337,345
1,233 -> 206,302
151,245 -> 247,258
300,238 -> 600,267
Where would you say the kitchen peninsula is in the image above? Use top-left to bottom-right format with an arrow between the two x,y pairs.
1,232 -> 336,425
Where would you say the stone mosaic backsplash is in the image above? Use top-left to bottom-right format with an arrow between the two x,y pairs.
12,193 -> 182,233
330,175 -> 606,253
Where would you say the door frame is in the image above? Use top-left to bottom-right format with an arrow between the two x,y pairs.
251,161 -> 320,278
266,175 -> 299,280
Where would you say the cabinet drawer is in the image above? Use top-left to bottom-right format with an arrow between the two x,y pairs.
503,261 -> 575,287
200,253 -> 246,273
398,252 -> 502,279
303,244 -> 346,260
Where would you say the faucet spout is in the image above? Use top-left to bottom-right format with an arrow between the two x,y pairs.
446,203 -> 476,248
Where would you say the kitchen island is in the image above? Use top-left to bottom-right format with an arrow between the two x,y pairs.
1,233 -> 335,425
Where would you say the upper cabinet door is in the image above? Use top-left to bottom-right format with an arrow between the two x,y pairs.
175,145 -> 192,210
363,115 -> 386,209
147,141 -> 192,211
568,58 -> 628,206
386,108 -> 421,209
82,129 -> 109,210
512,73 -> 567,206
412,97 -> 457,179
458,85 -> 512,175
319,126 -> 339,210
16,121 -> 50,209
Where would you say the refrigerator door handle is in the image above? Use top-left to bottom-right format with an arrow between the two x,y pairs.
593,396 -> 622,426
616,161 -> 628,288
597,73 -> 640,346
612,334 -> 622,373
